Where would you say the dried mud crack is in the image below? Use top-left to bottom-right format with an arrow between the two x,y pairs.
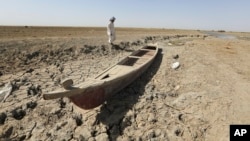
1,27 -> 250,141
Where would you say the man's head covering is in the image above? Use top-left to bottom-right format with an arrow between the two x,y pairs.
110,17 -> 116,21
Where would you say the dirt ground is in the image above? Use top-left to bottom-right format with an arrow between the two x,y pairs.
0,26 -> 250,141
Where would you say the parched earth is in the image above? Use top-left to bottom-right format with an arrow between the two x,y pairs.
0,26 -> 250,141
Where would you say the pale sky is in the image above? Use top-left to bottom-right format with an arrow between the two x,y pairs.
0,0 -> 249,32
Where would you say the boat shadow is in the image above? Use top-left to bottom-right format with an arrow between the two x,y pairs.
96,48 -> 163,140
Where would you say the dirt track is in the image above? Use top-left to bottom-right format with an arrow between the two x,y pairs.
0,26 -> 250,141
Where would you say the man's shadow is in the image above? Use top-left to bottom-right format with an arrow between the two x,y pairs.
96,49 -> 163,140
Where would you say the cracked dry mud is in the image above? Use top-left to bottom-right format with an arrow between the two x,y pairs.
0,26 -> 250,141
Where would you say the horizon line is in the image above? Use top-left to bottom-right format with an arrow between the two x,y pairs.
0,25 -> 248,33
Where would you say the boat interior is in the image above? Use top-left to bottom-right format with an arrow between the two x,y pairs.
95,46 -> 157,80
118,46 -> 156,66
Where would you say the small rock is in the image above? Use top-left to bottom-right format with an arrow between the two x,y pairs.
26,68 -> 34,73
173,54 -> 179,59
146,95 -> 154,101
18,135 -> 26,141
1,126 -> 14,138
26,101 -> 37,109
171,62 -> 180,69
27,84 -> 41,96
27,89 -> 34,96
168,43 -> 173,46
11,108 -> 26,120
73,114 -> 83,126
174,85 -> 181,91
59,66 -> 64,73
174,127 -> 182,136
178,114 -> 186,123
59,98 -> 66,108
49,73 -> 55,79
0,112 -> 7,124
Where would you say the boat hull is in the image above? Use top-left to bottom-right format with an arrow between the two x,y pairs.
69,87 -> 106,109
43,45 -> 159,110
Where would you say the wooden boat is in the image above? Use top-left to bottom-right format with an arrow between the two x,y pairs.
43,44 -> 159,109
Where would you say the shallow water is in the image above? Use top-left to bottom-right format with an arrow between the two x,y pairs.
203,31 -> 236,39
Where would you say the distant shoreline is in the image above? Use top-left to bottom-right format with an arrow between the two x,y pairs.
0,25 -> 197,31
0,25 -> 248,33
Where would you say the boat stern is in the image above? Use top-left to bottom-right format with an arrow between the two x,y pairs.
69,87 -> 106,109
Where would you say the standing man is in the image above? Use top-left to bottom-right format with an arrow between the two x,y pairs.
107,17 -> 116,45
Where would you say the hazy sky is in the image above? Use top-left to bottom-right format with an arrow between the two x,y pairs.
0,0 -> 249,32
